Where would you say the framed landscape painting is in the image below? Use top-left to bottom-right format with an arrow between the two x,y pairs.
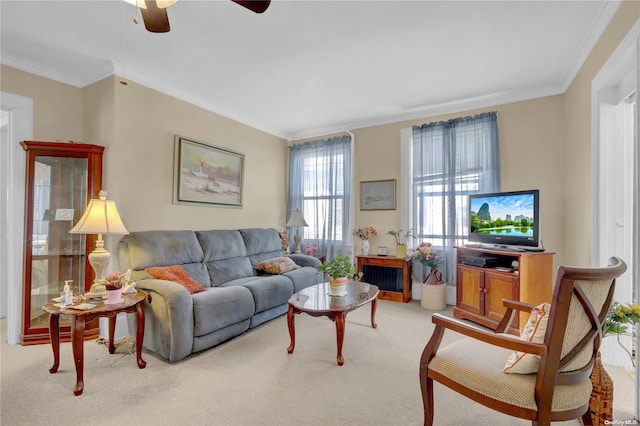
360,179 -> 396,210
173,135 -> 245,207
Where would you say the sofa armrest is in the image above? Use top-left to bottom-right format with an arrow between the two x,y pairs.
134,279 -> 195,362
288,254 -> 322,268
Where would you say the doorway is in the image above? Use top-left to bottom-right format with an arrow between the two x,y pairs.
1,92 -> 33,344
592,21 -> 640,418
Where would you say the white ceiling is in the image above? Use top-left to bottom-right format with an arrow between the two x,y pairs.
0,0 -> 620,140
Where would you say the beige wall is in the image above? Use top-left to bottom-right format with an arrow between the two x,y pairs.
564,1 -> 640,266
294,96 -> 567,268
292,3 -> 639,271
1,64 -> 83,141
2,0 -> 638,273
2,67 -> 289,271
100,77 -> 289,236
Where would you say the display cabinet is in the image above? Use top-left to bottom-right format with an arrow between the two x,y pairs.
20,141 -> 104,345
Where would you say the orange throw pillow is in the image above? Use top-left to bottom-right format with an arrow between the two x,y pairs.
146,265 -> 206,294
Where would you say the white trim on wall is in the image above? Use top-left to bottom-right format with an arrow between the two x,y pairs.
0,91 -> 33,344
591,19 -> 640,419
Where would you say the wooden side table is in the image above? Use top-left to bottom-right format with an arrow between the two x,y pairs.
356,255 -> 412,303
42,291 -> 148,395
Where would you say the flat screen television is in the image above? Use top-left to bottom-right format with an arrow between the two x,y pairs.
468,189 -> 540,249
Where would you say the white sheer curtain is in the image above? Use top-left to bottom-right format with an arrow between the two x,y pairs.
288,135 -> 352,260
411,112 -> 501,283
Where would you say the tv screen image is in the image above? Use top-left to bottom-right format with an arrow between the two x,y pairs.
468,189 -> 540,249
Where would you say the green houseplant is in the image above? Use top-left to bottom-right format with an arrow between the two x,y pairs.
604,302 -> 640,365
317,255 -> 358,296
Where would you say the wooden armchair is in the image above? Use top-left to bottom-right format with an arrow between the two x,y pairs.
419,257 -> 627,425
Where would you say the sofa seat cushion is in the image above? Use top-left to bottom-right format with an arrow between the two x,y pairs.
192,286 -> 255,337
222,275 -> 294,313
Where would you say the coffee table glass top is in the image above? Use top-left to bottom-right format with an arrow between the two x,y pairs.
289,281 -> 379,312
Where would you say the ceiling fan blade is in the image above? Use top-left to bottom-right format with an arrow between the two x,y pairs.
140,0 -> 170,33
231,0 -> 271,14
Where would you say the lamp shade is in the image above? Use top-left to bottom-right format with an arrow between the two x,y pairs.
69,190 -> 129,235
286,208 -> 308,227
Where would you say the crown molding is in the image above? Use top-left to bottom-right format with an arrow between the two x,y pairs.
558,0 -> 622,91
1,0 -> 623,142
285,84 -> 566,141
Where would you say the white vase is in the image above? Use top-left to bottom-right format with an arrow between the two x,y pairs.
361,240 -> 370,255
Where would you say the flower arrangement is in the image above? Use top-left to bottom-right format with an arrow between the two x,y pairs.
304,243 -> 317,256
99,272 -> 126,290
604,302 -> 640,366
278,229 -> 290,252
353,226 -> 378,241
387,229 -> 415,245
412,242 -> 443,269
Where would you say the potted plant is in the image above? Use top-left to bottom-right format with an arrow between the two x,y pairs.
99,272 -> 126,304
317,255 -> 357,296
387,229 -> 415,258
353,225 -> 377,255
412,242 -> 446,310
603,302 -> 640,366
585,302 -> 640,425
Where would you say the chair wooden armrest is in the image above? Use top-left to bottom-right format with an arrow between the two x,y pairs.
495,299 -> 537,333
431,313 -> 547,355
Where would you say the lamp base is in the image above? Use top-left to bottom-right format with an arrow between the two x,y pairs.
88,237 -> 111,282
294,232 -> 302,254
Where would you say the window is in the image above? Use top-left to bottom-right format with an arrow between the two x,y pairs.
410,112 -> 500,281
288,135 -> 352,258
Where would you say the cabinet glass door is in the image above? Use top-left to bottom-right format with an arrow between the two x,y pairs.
29,156 -> 88,330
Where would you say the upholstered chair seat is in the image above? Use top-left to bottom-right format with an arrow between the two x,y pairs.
419,257 -> 627,426
429,338 -> 592,412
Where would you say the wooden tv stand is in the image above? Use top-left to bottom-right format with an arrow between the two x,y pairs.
453,246 -> 554,334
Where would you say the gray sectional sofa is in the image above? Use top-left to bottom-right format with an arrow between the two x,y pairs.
118,228 -> 323,362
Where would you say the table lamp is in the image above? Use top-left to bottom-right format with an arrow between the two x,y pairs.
69,190 -> 129,282
286,208 -> 308,254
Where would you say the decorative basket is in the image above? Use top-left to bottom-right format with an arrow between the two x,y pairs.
580,351 -> 613,426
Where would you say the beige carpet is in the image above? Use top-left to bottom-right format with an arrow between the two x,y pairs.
1,300 -> 636,425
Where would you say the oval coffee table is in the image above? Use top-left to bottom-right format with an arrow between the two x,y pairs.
287,281 -> 379,366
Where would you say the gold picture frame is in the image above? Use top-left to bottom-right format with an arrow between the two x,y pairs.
173,135 -> 245,207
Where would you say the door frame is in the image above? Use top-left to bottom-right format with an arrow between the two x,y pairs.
1,92 -> 33,344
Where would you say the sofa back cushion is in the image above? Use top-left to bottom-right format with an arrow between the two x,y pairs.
239,228 -> 284,265
118,230 -> 211,287
196,230 -> 254,286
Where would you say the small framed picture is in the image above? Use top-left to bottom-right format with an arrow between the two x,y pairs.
360,179 -> 396,210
